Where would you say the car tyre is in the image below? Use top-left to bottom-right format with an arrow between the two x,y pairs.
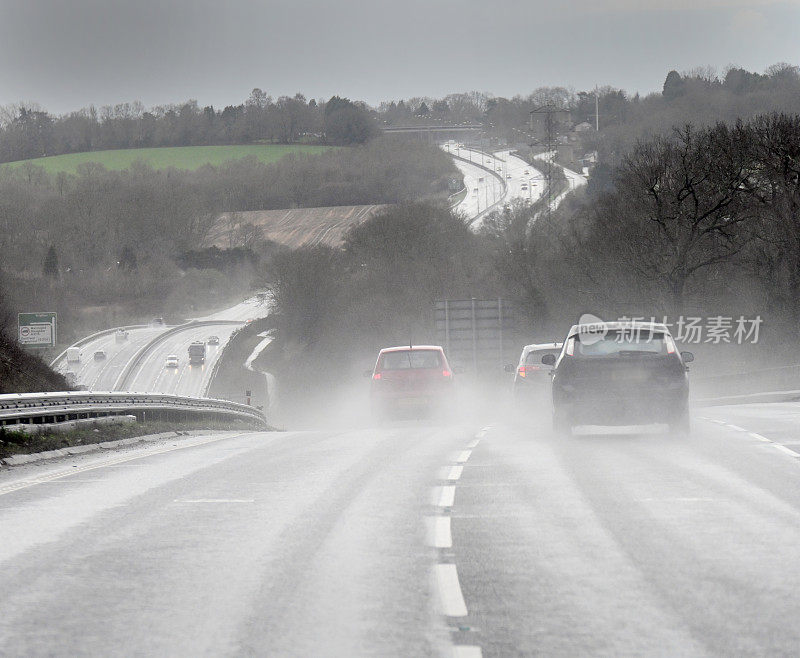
669,408 -> 691,435
553,410 -> 573,436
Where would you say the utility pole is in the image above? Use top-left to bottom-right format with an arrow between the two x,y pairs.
529,104 -> 570,218
594,86 -> 600,131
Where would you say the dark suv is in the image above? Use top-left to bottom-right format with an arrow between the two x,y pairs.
544,321 -> 693,434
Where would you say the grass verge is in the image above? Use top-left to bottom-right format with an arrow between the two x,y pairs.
4,144 -> 334,174
0,420 -> 253,460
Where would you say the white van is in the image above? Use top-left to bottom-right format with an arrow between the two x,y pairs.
66,347 -> 82,363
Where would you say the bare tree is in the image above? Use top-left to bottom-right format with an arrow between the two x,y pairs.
594,122 -> 757,311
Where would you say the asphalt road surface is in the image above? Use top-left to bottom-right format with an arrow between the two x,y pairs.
123,323 -> 241,396
52,295 -> 269,395
4,402 -> 800,655
54,326 -> 164,391
447,152 -> 505,223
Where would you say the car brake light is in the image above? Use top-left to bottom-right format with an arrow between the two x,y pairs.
565,337 -> 575,356
518,365 -> 541,378
665,335 -> 677,354
442,369 -> 451,377
373,372 -> 382,380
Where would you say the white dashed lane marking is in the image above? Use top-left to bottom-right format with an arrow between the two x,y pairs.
455,451 -> 472,463
434,486 -> 456,507
435,563 -> 469,617
429,431 -> 486,655
425,516 -> 453,548
447,465 -> 464,481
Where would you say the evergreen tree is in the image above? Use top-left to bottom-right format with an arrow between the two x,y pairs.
118,245 -> 138,270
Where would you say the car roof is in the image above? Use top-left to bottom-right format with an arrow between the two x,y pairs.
379,345 -> 443,353
567,321 -> 670,336
522,342 -> 562,353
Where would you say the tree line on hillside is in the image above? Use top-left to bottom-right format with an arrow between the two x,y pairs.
0,138 -> 458,346
0,93 -> 376,163
380,63 -> 800,164
5,62 -> 795,170
0,137 -> 456,276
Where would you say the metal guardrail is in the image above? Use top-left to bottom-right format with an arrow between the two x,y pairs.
0,391 -> 267,428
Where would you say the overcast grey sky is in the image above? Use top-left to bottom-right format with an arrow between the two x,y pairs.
0,0 -> 797,114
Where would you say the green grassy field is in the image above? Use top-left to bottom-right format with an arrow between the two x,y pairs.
4,144 -> 333,174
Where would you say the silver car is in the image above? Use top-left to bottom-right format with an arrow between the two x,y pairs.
507,342 -> 562,403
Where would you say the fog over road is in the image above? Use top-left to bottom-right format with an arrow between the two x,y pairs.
3,402 -> 800,655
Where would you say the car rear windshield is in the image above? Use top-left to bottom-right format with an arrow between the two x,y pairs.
573,330 -> 668,357
380,350 -> 443,370
526,349 -> 560,365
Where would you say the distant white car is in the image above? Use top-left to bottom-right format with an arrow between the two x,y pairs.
165,355 -> 179,368
93,350 -> 106,361
207,335 -> 220,345
506,174 -> 512,179
115,329 -> 129,341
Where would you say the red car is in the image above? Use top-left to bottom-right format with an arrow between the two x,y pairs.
368,345 -> 456,418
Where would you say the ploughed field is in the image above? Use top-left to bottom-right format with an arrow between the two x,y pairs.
208,205 -> 388,249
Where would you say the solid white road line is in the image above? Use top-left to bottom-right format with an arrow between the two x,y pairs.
714,419 -> 800,460
435,564 -> 468,617
466,439 -> 480,449
426,516 -> 453,548
455,451 -> 472,463
435,486 -> 456,508
452,646 -> 482,658
174,499 -> 255,503
0,433 -> 243,497
447,465 -> 464,481
773,444 -> 800,457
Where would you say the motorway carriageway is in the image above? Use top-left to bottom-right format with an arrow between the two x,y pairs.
443,144 -> 556,226
52,296 -> 268,396
4,401 -> 800,655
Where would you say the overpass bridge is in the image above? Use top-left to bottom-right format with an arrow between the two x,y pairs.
381,123 -> 483,139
